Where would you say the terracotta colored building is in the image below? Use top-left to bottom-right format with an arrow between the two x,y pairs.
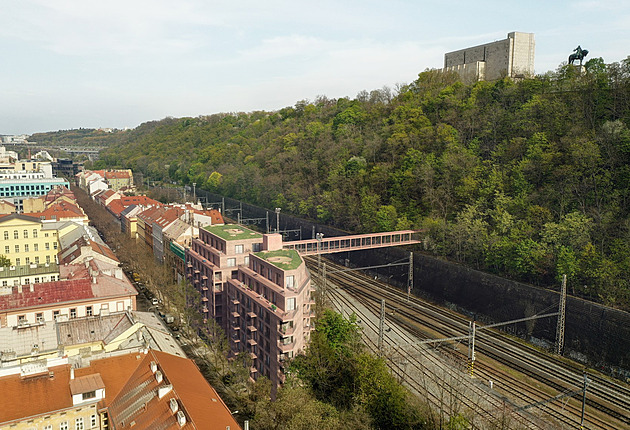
186,224 -> 314,388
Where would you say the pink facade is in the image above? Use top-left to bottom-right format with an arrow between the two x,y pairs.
185,225 -> 314,388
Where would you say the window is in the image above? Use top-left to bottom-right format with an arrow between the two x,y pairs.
34,243 -> 39,251
82,391 -> 96,400
25,257 -> 30,264
75,417 -> 84,430
286,298 -> 296,311
18,315 -> 26,324
24,244 -> 29,252
4,245 -> 8,253
70,308 -> 77,319
90,415 -> 98,428
24,278 -> 30,284
35,277 -> 40,283
46,242 -> 50,250
2,281 -> 7,286
36,313 -> 44,323
33,229 -> 38,238
15,258 -> 20,266
227,258 -> 236,267
235,244 -> 244,254
3,231 -> 7,240
53,242 -> 58,250
15,245 -> 19,253
285,275 -> 294,289
46,255 -> 51,263
13,230 -> 18,239
244,256 -> 249,266
53,310 -> 60,321
44,425 -> 52,430
23,229 -> 28,238
86,306 -> 93,317
45,232 -> 49,237
35,257 -> 40,264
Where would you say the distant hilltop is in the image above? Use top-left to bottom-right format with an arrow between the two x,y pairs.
441,32 -> 535,83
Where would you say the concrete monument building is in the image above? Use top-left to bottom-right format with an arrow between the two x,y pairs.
443,31 -> 535,83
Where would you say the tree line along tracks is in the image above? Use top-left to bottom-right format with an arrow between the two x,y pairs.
305,256 -> 630,429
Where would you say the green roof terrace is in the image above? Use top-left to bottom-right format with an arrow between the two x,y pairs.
255,249 -> 302,271
203,224 -> 263,241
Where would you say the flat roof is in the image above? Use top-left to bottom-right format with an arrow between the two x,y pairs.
204,224 -> 262,241
255,249 -> 302,271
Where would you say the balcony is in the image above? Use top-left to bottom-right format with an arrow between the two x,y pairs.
247,325 -> 257,332
250,352 -> 258,360
231,298 -> 240,305
247,312 -> 257,319
231,311 -> 240,318
279,324 -> 295,336
232,325 -> 241,331
278,340 -> 295,353
247,339 -> 258,346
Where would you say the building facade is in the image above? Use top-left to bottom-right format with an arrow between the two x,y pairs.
185,225 -> 314,388
443,31 -> 535,83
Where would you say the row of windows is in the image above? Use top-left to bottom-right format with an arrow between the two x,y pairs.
3,274 -> 58,287
43,415 -> 98,430
4,242 -> 55,253
4,228 -> 41,240
1,255 -> 53,266
0,184 -> 48,191
18,306 -> 92,324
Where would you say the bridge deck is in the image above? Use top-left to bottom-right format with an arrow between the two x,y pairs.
283,230 -> 421,255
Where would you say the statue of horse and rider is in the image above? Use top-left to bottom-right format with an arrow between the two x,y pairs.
569,45 -> 589,65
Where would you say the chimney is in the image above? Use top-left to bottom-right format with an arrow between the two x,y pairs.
169,398 -> 178,413
150,361 -> 157,373
70,367 -> 75,380
155,370 -> 163,384
177,411 -> 186,427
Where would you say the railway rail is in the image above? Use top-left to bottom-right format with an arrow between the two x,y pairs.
305,256 -> 630,429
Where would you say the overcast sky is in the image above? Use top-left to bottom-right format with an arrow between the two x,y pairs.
1,0 -> 629,135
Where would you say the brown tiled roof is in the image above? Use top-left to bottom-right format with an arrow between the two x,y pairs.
107,199 -> 125,216
69,373 -> 105,395
105,171 -> 131,179
121,196 -> 161,207
0,279 -> 94,311
107,350 -> 240,430
89,241 -> 118,262
23,200 -> 86,220
0,364 -> 76,424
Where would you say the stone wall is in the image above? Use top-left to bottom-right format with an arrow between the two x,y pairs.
443,32 -> 535,81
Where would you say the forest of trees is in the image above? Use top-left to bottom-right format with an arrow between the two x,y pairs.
90,57 -> 630,310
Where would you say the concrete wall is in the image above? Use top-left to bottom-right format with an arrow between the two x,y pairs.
444,32 -> 535,82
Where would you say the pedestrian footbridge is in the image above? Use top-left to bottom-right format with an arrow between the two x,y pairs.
282,230 -> 421,256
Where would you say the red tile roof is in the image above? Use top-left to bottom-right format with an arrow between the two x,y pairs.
0,279 -> 94,311
23,200 -> 86,221
0,350 -> 239,429
107,350 -> 240,430
107,199 -> 126,216
105,171 -> 131,179
121,196 -> 161,207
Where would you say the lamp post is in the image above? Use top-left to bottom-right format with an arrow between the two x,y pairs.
275,208 -> 281,233
316,233 -> 324,273
192,182 -> 196,203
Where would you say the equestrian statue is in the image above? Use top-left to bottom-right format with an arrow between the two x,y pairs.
569,45 -> 589,65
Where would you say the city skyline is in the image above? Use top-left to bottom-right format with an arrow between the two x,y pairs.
1,0 -> 629,134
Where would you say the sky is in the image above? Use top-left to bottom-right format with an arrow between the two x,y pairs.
1,0 -> 629,135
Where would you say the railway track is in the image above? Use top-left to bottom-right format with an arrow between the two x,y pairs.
306,256 -> 630,429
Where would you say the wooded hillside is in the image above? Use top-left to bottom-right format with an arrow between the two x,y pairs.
94,58 -> 630,310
